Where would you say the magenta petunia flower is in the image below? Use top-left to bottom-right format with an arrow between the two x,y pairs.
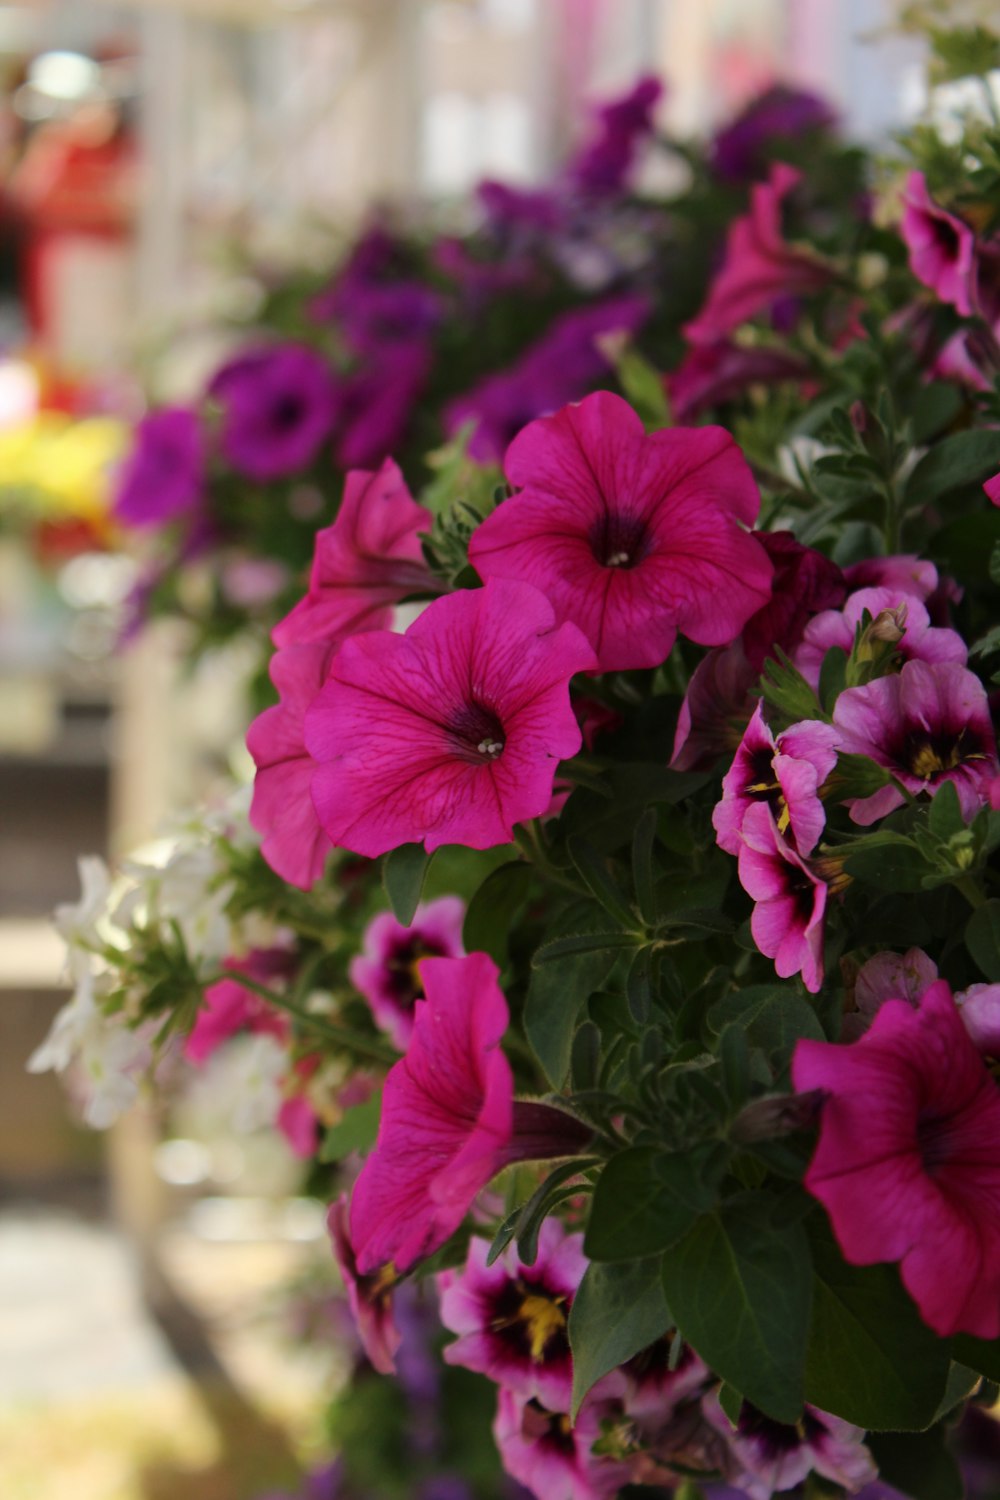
349,897 -> 466,1050
567,74 -> 663,197
703,1392 -> 876,1500
305,579 -> 595,857
901,171 -> 976,317
737,803 -> 827,992
793,586 -> 967,691
710,85 -> 837,182
468,392 -> 771,673
349,954 -> 590,1276
247,642 -> 334,889
985,471 -> 1000,507
831,659 -> 999,825
335,339 -> 431,472
684,163 -> 835,345
437,1218 -> 586,1411
793,980 -> 1000,1338
667,341 -> 810,423
713,703 -> 838,858
493,1388 -> 629,1500
740,531 -> 846,675
273,458 -> 435,650
185,948 -> 292,1063
327,1195 -> 401,1375
670,643 -> 757,772
113,406 -> 204,528
209,342 -> 338,482
277,1091 -> 319,1159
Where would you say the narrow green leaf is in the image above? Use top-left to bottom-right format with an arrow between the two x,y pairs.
533,931 -> 640,963
927,780 -> 965,840
569,1257 -> 669,1418
568,837 -> 637,929
382,843 -> 430,926
631,808 -> 658,926
525,906 -> 622,1087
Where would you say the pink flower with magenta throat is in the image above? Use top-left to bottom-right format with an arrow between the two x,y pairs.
468,392 -> 772,674
328,1195 -> 401,1375
437,1217 -> 586,1411
737,803 -> 827,993
348,953 -> 590,1276
350,896 -> 465,1050
713,702 -> 838,857
305,578 -> 595,857
831,658 -> 999,825
901,171 -> 976,317
272,458 -> 435,650
793,980 -> 1000,1338
702,1392 -> 876,1500
493,1387 -> 629,1500
247,642 -> 334,889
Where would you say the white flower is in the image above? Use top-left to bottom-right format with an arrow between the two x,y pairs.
28,965 -> 102,1074
54,856 -> 111,979
28,961 -> 150,1129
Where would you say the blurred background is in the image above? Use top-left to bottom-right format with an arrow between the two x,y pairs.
0,2 -> 939,1498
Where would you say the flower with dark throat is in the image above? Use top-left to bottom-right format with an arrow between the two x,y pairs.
702,1391 -> 876,1500
349,897 -> 465,1050
327,1194 -> 401,1375
468,392 -> 771,673
493,1388 -> 629,1500
831,659 -> 999,825
901,171 -> 976,316
209,342 -> 338,482
437,1218 -> 585,1411
304,579 -> 595,857
794,980 -> 1000,1338
737,803 -> 827,992
713,702 -> 838,857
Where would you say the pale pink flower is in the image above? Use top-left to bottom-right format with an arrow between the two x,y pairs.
493,1388 -> 629,1500
350,897 -> 466,1050
794,586 -> 967,691
901,171 -> 976,316
703,1391 -> 876,1500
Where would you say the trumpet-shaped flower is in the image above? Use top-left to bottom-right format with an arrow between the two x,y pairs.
713,703 -> 838,857
305,579 -> 595,857
209,342 -> 338,481
438,1218 -> 586,1410
737,803 -> 827,992
831,659 -> 999,825
328,1195 -> 401,1375
793,980 -> 1000,1338
350,897 -> 465,1050
468,392 -> 771,673
684,164 -> 835,345
113,407 -> 203,527
901,172 -> 976,316
247,642 -> 334,888
273,458 -> 434,649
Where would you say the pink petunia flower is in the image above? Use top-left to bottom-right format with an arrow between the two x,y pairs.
437,1218 -> 586,1411
272,459 -> 436,650
793,586 -> 967,691
185,948 -> 292,1063
831,659 -> 999,825
348,953 -> 590,1275
618,1337 -> 711,1421
985,472 -> 1000,507
703,1391 -> 876,1500
739,531 -> 845,674
327,1195 -> 401,1374
956,984 -> 1000,1056
468,392 -> 772,673
713,702 -> 838,857
793,980 -> 1000,1338
683,163 -> 836,345
247,642 -> 334,889
843,554 -> 938,601
349,897 -> 466,1050
737,803 -> 827,993
670,644 -> 757,772
855,947 -> 938,1018
493,1388 -> 629,1500
304,579 -> 595,857
901,171 -> 976,317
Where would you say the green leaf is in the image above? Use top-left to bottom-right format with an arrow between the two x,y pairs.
533,931 -> 640,963
966,899 -> 1000,981
843,834 -> 932,892
525,906 -> 622,1087
612,345 -> 671,431
382,843 -> 430,926
804,1220 -> 951,1430
906,429 -> 1000,506
759,649 -> 828,725
718,1381 -> 742,1426
867,1426 -> 962,1500
569,1257 -> 669,1418
818,645 -> 848,713
462,860 -> 532,967
631,808 -> 658,927
928,780 -> 965,840
585,1145 -> 728,1262
708,987 -> 824,1068
319,1088 -> 383,1163
568,837 -> 638,930
953,1333 -> 1000,1383
831,752 -> 892,800
933,1362 -> 981,1422
661,1195 -> 812,1423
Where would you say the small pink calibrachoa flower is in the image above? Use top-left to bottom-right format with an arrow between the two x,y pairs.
831,659 -> 999,825
349,952 -> 513,1275
793,586 -> 967,692
683,163 -> 835,345
737,803 -> 827,992
713,703 -> 838,857
901,171 -> 976,316
305,579 -> 595,857
618,1337 -> 710,1420
956,984 -> 1000,1056
843,554 -> 938,600
247,642 -> 333,889
468,392 -> 772,673
703,1392 -> 876,1500
327,1195 -> 401,1375
185,948 -> 291,1063
437,1217 -> 586,1411
272,459 -> 435,650
493,1388 -> 629,1500
349,897 -> 466,1050
794,980 -> 1000,1338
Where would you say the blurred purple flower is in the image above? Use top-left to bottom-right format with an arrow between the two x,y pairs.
210,343 -> 338,482
568,75 -> 663,197
711,84 -> 837,182
113,406 -> 204,527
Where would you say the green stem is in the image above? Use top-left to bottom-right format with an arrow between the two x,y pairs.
217,971 -> 398,1064
955,875 -> 987,911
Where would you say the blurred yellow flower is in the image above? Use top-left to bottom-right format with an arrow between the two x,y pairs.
0,413 -> 126,528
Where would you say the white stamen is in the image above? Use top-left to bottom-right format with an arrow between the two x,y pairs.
478,738 -> 504,758
606,550 -> 630,567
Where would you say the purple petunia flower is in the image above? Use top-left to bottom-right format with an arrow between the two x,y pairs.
209,342 -> 338,482
710,84 -> 837,182
113,406 -> 204,527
